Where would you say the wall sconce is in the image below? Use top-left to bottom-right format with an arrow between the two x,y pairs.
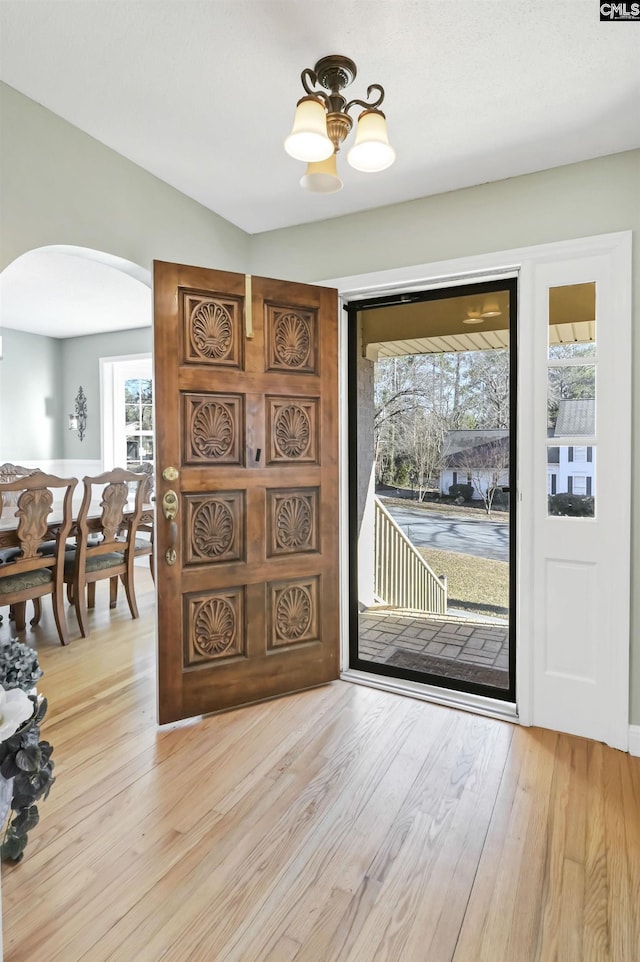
284,55 -> 395,193
68,386 -> 87,441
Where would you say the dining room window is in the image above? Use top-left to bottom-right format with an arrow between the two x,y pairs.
125,375 -> 153,469
101,354 -> 153,471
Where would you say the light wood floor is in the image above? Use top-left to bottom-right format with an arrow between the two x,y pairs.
2,569 -> 639,962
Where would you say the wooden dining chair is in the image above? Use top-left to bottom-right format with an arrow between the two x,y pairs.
131,462 -> 155,582
0,463 -> 38,512
0,464 -> 38,623
0,472 -> 78,645
63,468 -> 145,638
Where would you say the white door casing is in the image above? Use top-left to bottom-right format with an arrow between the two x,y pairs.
331,231 -> 631,747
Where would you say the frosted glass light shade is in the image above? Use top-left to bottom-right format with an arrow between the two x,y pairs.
481,301 -> 502,317
347,109 -> 396,172
284,96 -> 334,163
300,153 -> 343,193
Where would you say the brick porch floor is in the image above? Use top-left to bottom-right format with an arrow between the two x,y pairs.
358,608 -> 509,677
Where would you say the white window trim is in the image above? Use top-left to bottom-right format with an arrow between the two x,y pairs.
100,353 -> 152,470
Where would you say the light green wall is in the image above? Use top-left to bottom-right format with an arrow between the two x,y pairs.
62,327 -> 153,460
0,326 -> 153,461
0,82 -> 250,275
0,327 -> 62,460
250,151 -> 639,282
250,151 -> 640,726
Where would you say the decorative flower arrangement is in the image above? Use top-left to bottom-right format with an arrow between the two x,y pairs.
0,637 -> 55,863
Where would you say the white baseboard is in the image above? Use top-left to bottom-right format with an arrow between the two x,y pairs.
629,725 -> 640,757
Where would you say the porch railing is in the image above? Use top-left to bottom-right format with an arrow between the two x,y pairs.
374,497 -> 447,614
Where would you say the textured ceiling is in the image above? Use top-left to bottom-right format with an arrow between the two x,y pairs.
1,1 -> 639,235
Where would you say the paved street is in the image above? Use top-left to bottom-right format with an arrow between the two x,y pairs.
385,502 -> 509,562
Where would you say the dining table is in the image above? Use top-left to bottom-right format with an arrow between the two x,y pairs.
0,496 -> 154,551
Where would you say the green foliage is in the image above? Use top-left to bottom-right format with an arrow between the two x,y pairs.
0,695 -> 55,863
547,362 -> 595,430
394,459 -> 411,487
548,493 -> 595,517
449,483 -> 474,501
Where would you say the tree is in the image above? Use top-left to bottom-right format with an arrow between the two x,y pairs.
406,409 -> 448,500
546,346 -> 595,430
464,350 -> 510,429
459,437 -> 510,516
373,348 -> 512,493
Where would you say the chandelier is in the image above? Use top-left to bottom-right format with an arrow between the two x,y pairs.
284,55 -> 395,193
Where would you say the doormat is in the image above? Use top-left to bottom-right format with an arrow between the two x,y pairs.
386,648 -> 510,690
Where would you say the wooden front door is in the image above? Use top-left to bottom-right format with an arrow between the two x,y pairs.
153,262 -> 340,724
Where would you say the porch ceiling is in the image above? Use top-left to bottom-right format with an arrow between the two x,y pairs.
362,282 -> 595,357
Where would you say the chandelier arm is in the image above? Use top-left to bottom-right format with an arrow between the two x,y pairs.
344,83 -> 385,114
300,68 -> 331,109
300,68 -> 318,95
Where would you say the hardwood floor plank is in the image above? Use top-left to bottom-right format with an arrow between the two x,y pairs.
618,748 -> 640,958
8,687 -> 357,960
584,741 -> 613,962
603,747 -> 639,962
535,734 -> 585,962
343,716 -> 513,962
453,727 -> 558,961
74,689 -> 362,961
2,570 -> 638,962
130,690 -> 420,961
214,696 -> 442,961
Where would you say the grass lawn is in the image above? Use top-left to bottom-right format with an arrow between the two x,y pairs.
419,546 -> 509,618
380,494 -> 509,523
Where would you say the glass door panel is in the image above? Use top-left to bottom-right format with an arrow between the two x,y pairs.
350,279 -> 517,701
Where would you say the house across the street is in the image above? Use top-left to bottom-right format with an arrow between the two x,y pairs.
440,429 -> 510,500
547,398 -> 595,497
440,396 -> 595,502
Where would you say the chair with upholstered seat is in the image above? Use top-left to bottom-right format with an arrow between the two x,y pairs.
63,468 -> 145,638
0,472 -> 77,645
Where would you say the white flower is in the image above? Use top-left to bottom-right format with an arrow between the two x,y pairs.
0,687 -> 33,742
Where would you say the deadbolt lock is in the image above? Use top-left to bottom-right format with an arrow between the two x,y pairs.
162,489 -> 178,521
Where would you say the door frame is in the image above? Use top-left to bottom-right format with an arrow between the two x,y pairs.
344,277 -> 518,704
325,230 -> 632,741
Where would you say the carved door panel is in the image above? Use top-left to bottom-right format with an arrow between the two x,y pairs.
153,262 -> 339,724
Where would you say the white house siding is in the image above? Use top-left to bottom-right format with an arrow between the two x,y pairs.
547,445 -> 596,496
441,467 -> 509,501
